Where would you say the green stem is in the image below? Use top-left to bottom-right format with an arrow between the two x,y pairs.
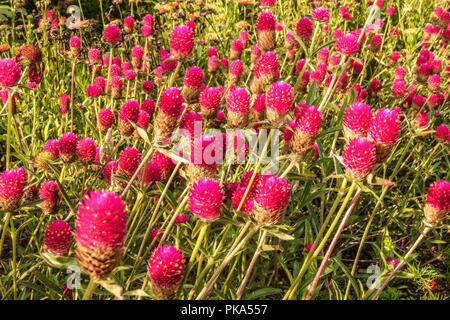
0,211 -> 12,259
6,88 -> 12,170
10,216 -> 17,300
82,278 -> 97,300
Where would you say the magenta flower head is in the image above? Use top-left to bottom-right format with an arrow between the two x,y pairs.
44,139 -> 60,159
207,56 -> 219,73
239,30 -> 249,48
251,44 -> 262,64
199,86 -> 223,119
252,93 -> 266,121
159,87 -> 184,118
136,110 -> 150,132
231,187 -> 254,215
98,108 -> 114,135
39,180 -> 61,214
368,108 -> 400,163
188,178 -> 224,223
343,103 -> 373,141
123,16 -> 134,32
369,34 -> 382,52
103,160 -> 118,185
77,138 -> 96,165
170,25 -> 194,61
69,36 -> 81,48
257,11 -> 276,51
0,168 -> 27,211
75,190 -> 127,279
435,124 -> 449,143
118,147 -> 140,175
226,87 -> 251,128
266,81 -> 293,126
424,180 -> 450,226
180,111 -> 203,141
230,39 -> 244,60
296,17 -> 313,41
140,161 -> 161,186
44,220 -> 72,256
260,0 -> 275,7
312,7 -> 330,22
88,48 -> 101,63
152,150 -> 176,181
0,58 -> 21,87
291,105 -> 322,157
228,59 -> 243,84
252,174 -> 291,225
142,80 -> 154,94
342,138 -> 376,181
336,33 -> 359,55
59,132 -> 78,163
104,25 -> 121,44
118,100 -> 140,136
86,84 -> 102,98
317,47 -> 329,64
182,66 -> 204,103
147,245 -> 185,299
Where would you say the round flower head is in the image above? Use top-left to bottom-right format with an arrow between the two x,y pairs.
170,25 -> 194,60
69,36 -> 81,48
252,93 -> 266,113
0,168 -> 27,211
137,110 -> 150,131
86,84 -> 102,97
123,16 -> 134,31
94,77 -> 106,91
252,175 -> 291,225
77,138 -> 96,165
312,7 -> 330,22
44,220 -> 72,256
424,180 -> 450,226
199,86 -> 223,118
75,190 -> 127,279
342,138 -> 376,181
260,0 -> 275,7
143,14 -> 154,27
147,245 -> 185,299
98,108 -> 114,134
188,178 -> 224,223
296,17 -> 313,40
336,33 -> 359,55
257,11 -> 276,31
142,80 -> 153,93
59,132 -> 78,163
428,74 -> 440,92
295,105 -> 322,136
229,59 -> 243,77
368,108 -> 400,146
123,70 -> 135,81
370,34 -> 382,52
118,147 -> 140,174
231,187 -> 254,215
226,88 -> 251,114
152,151 -> 176,181
253,51 -> 278,83
240,171 -> 261,193
343,103 -> 373,140
230,39 -> 243,58
239,30 -> 249,47
44,139 -> 60,159
184,66 -> 204,88
159,87 -> 184,117
435,124 -> 449,142
39,180 -> 61,214
104,25 -> 121,44
208,47 -> 218,57
0,58 -> 21,87
266,81 -> 293,126
140,161 -> 161,185
141,24 -> 152,37
180,111 -> 203,141
119,100 -> 140,123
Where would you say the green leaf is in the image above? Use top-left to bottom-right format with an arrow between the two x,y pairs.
265,228 -> 295,241
129,120 -> 151,145
98,280 -> 125,300
243,287 -> 282,300
41,252 -> 78,269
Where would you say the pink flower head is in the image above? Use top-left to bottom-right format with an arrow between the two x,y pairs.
332,28 -> 344,39
343,103 -> 373,138
141,99 -> 155,117
59,132 -> 77,156
231,187 -> 254,215
428,74 -> 440,92
143,14 -> 154,27
86,84 -> 102,98
368,108 -> 400,146
229,59 -> 243,77
118,147 -> 141,174
136,110 -> 150,130
390,51 -> 400,62
208,47 -> 218,57
124,16 -> 134,29
94,77 -> 106,91
296,17 -> 313,39
260,0 -> 275,7
0,58 -> 21,87
119,100 -> 140,122
77,138 -> 96,164
69,36 -> 81,48
75,190 -> 127,249
180,111 -> 203,140
253,93 -> 266,112
184,66 -> 204,88
240,171 -> 261,193
392,79 -> 405,98
123,70 -> 135,81
220,58 -> 229,69
188,178 -> 224,222
386,6 -> 395,15
147,245 -> 185,286
426,180 -> 450,212
142,80 -> 153,93
386,257 -> 399,268
110,76 -> 122,89
435,124 -> 449,142
174,213 -> 189,224
254,174 -> 290,213
141,25 -> 152,37
239,30 -> 249,47
159,87 -> 184,117
200,86 -> 223,111
431,60 -> 442,74
257,11 -> 276,32
98,108 -> 114,129
103,161 -> 118,185
226,88 -> 250,113
251,44 -> 262,57
295,105 -> 322,136
267,81 -> 293,115
336,33 -> 359,55
343,138 -> 376,180
170,25 -> 194,60
254,51 -> 278,79
152,150 -> 176,176
370,34 -> 382,52
231,39 -> 243,53
44,220 -> 71,256
0,168 -> 27,210
312,7 -> 330,22
140,160 -> 161,185
104,25 -> 121,44
317,47 -> 329,64
131,45 -> 143,59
